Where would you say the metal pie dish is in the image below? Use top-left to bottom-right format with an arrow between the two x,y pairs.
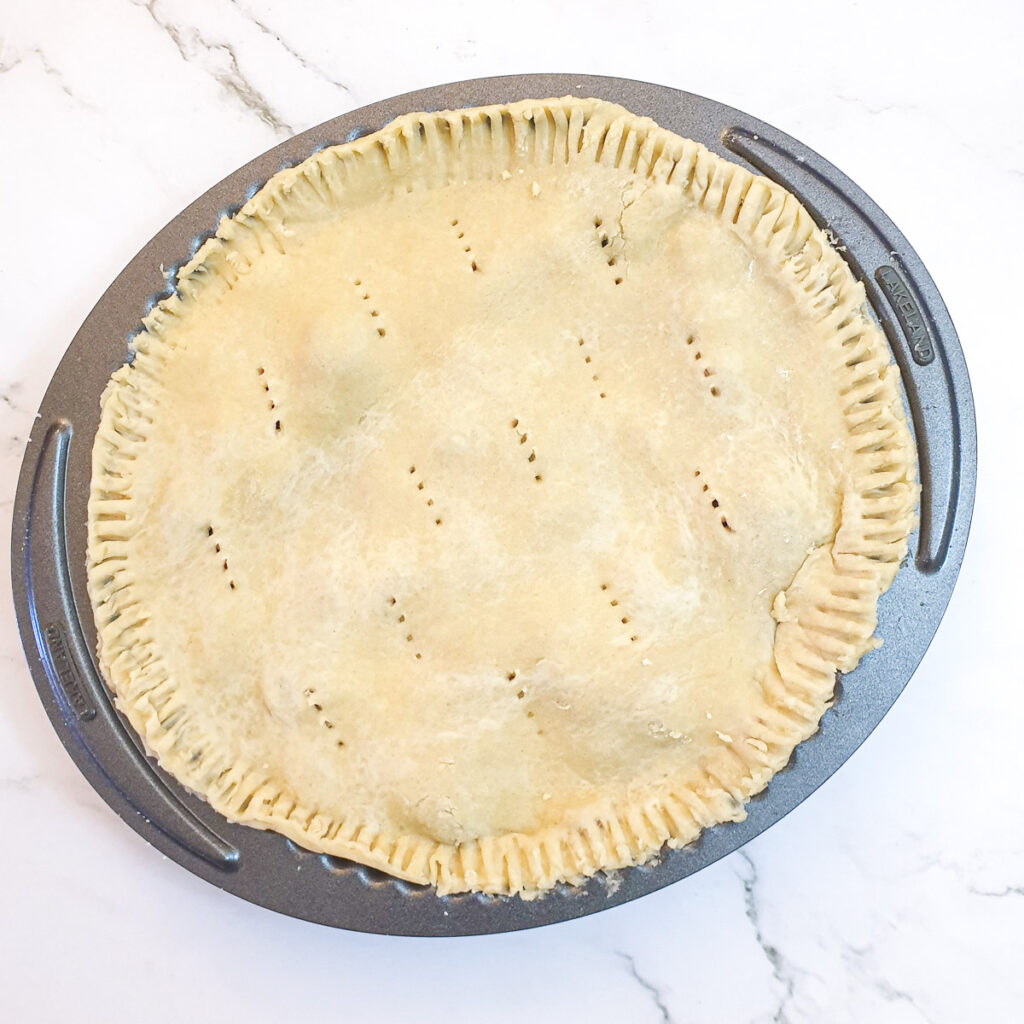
11,74 -> 976,936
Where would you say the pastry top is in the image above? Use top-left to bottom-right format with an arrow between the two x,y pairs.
87,97 -> 917,896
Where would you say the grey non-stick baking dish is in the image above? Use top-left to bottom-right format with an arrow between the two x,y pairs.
11,74 -> 976,936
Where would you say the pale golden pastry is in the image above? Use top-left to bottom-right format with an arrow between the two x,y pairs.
87,98 -> 917,896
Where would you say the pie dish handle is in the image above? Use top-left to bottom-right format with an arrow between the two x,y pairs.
18,420 -> 240,871
721,127 -> 967,574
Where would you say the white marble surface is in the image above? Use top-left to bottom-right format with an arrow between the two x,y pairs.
1,1 -> 1021,1020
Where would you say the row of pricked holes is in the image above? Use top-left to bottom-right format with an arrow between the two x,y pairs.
686,336 -> 720,398
409,465 -> 442,524
510,420 -> 542,481
389,595 -> 422,660
205,524 -> 236,590
302,686 -> 346,748
450,219 -> 480,272
693,470 -> 733,531
600,582 -> 639,642
353,279 -> 387,336
593,216 -> 623,285
256,367 -> 282,431
575,337 -> 607,398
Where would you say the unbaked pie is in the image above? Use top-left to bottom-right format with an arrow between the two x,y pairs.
87,97 -> 917,895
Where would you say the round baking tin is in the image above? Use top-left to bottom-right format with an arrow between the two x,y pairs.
11,74 -> 976,936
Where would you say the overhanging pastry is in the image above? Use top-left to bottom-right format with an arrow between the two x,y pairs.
87,97 -> 917,896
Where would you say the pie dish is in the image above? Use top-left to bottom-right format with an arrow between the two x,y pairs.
87,96 -> 918,897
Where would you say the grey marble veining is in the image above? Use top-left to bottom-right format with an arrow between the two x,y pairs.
224,0 -> 356,99
617,951 -> 674,1023
138,0 -> 297,134
738,853 -> 797,1023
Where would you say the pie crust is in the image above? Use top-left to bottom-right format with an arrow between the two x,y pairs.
87,97 -> 918,896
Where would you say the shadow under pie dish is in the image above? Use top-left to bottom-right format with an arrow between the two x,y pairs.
87,96 -> 918,898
